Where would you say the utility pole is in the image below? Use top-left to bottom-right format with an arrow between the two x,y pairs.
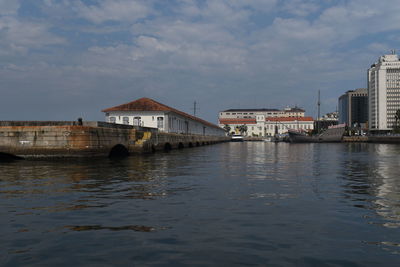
192,101 -> 197,116
317,90 -> 321,133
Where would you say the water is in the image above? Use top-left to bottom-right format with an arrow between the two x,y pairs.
1,142 -> 400,266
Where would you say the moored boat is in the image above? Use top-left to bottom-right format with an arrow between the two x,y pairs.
288,124 -> 346,143
231,134 -> 244,142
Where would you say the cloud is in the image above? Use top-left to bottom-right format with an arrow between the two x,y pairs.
0,0 -> 20,16
367,43 -> 391,53
0,17 -> 65,55
281,0 -> 320,17
317,0 -> 400,39
75,0 -> 152,24
3,0 -> 400,121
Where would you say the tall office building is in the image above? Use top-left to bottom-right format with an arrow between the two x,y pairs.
338,88 -> 368,127
368,52 -> 400,131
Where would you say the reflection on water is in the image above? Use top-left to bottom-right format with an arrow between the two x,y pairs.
1,142 -> 400,265
336,144 -> 400,230
65,224 -> 158,232
370,145 -> 400,229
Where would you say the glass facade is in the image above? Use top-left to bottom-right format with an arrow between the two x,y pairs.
338,89 -> 368,126
351,96 -> 368,126
338,95 -> 348,124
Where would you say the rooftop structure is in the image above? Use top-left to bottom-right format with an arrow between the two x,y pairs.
219,106 -> 305,120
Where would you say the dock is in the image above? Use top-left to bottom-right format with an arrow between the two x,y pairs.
0,121 -> 229,159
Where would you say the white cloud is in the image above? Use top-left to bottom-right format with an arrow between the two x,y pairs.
173,0 -> 277,30
367,43 -> 391,53
4,0 -> 400,120
317,0 -> 400,40
281,0 -> 320,17
136,36 -> 180,53
0,17 -> 65,55
75,0 -> 151,24
225,0 -> 277,12
0,0 -> 20,15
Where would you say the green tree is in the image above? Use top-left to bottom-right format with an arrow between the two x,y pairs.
395,109 -> 400,127
239,124 -> 248,135
393,109 -> 400,133
223,124 -> 231,135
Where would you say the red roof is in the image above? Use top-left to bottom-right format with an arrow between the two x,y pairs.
266,116 -> 314,122
102,97 -> 222,130
219,118 -> 256,124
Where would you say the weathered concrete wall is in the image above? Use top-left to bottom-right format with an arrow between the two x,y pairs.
0,121 -> 229,158
0,125 -> 136,157
132,132 -> 228,153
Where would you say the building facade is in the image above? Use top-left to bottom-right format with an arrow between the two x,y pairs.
368,52 -> 400,131
219,116 -> 314,137
102,98 -> 226,136
218,106 -> 310,136
338,88 -> 368,127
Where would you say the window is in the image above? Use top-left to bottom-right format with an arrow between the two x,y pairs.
157,117 -> 164,129
133,116 -> 141,126
109,117 -> 116,123
122,117 -> 129,125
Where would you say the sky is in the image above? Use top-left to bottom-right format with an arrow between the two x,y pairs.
1,0 -> 400,124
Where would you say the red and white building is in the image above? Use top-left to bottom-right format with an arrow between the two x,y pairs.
219,110 -> 314,137
102,98 -> 226,136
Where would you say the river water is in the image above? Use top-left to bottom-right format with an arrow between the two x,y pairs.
1,142 -> 400,266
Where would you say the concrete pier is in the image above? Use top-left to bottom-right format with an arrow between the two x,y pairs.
0,121 -> 229,158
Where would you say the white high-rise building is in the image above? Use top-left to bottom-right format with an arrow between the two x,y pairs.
368,52 -> 400,131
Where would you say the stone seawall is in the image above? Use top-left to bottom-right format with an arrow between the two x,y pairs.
0,121 -> 229,158
0,124 -> 135,157
342,136 -> 368,142
134,132 -> 228,153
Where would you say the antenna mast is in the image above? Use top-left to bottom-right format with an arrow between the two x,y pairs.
317,90 -> 321,133
193,101 -> 197,116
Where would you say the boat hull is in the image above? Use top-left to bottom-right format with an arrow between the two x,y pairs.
288,127 -> 345,143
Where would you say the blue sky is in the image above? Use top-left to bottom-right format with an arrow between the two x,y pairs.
1,0 -> 400,123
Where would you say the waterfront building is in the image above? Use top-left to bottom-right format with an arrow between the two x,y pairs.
102,98 -> 226,136
218,106 -> 310,136
338,88 -> 368,127
219,116 -> 314,137
368,52 -> 400,131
